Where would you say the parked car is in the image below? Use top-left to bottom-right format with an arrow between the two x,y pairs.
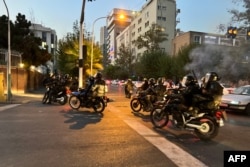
221,83 -> 235,95
111,80 -> 119,85
220,85 -> 250,115
119,80 -> 126,86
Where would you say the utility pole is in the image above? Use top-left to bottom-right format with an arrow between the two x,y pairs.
3,0 -> 12,102
79,0 -> 86,88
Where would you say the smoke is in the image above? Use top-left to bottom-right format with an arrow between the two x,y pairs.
185,45 -> 249,83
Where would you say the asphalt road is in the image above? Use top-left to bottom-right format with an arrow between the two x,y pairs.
0,85 -> 250,167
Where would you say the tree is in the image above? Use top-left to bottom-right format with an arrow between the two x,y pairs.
0,13 -> 51,68
57,21 -> 103,77
115,43 -> 135,77
138,51 -> 172,79
135,23 -> 168,52
228,0 -> 250,27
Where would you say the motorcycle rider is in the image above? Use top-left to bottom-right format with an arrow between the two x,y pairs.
92,72 -> 107,97
47,74 -> 61,104
179,75 -> 201,116
201,72 -> 223,109
155,77 -> 166,101
140,78 -> 149,91
144,78 -> 157,111
124,79 -> 135,98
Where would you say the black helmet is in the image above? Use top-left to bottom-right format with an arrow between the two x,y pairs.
95,72 -> 102,79
89,76 -> 95,83
64,74 -> 70,79
149,78 -> 155,85
182,75 -> 195,86
157,77 -> 163,85
204,72 -> 220,83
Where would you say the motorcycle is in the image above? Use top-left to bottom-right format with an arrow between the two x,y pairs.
150,92 -> 227,141
68,78 -> 106,113
42,83 -> 69,105
130,90 -> 157,112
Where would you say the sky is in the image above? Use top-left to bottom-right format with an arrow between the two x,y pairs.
0,0 -> 242,41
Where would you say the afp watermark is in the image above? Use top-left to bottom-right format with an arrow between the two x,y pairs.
224,151 -> 250,167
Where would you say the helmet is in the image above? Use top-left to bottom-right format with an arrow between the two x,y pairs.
89,76 -> 95,83
64,74 -> 70,79
157,77 -> 163,85
143,78 -> 148,81
204,72 -> 220,84
95,72 -> 102,79
182,75 -> 195,86
149,78 -> 155,85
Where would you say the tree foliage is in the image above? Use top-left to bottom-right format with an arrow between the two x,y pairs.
115,43 -> 134,76
228,0 -> 250,27
135,23 -> 168,52
56,21 -> 103,77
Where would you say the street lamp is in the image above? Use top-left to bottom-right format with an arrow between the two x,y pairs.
91,16 -> 108,76
90,14 -> 125,76
3,0 -> 11,102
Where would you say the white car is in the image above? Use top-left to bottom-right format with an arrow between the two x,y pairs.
111,80 -> 119,85
221,83 -> 235,95
220,85 -> 250,115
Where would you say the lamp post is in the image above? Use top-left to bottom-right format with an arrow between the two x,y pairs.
91,16 -> 108,76
3,0 -> 11,101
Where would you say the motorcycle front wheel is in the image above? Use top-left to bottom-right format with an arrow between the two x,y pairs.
194,115 -> 219,141
93,99 -> 105,113
42,92 -> 49,104
150,109 -> 169,128
130,98 -> 142,112
68,95 -> 81,110
58,95 -> 68,105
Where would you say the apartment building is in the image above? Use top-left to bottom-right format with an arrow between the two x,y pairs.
115,0 -> 177,63
29,23 -> 57,55
172,31 -> 242,56
29,23 -> 57,73
105,8 -> 134,64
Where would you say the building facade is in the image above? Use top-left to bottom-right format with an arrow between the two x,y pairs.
106,8 -> 134,64
115,0 -> 177,62
29,23 -> 57,54
172,31 -> 242,56
29,23 -> 57,73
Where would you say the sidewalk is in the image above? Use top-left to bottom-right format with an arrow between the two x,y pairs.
0,88 -> 45,105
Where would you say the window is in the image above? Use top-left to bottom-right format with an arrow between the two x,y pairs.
157,16 -> 166,21
145,21 -> 149,28
51,34 -> 54,44
193,35 -> 201,44
138,18 -> 142,24
42,32 -> 47,42
162,6 -> 167,10
138,27 -> 142,33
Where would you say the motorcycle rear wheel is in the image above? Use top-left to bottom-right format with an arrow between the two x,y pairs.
42,92 -> 49,104
150,109 -> 169,128
93,99 -> 105,113
130,98 -> 142,112
68,96 -> 81,110
194,116 -> 219,141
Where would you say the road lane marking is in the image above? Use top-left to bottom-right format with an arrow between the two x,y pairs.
0,104 -> 21,112
108,105 -> 208,167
